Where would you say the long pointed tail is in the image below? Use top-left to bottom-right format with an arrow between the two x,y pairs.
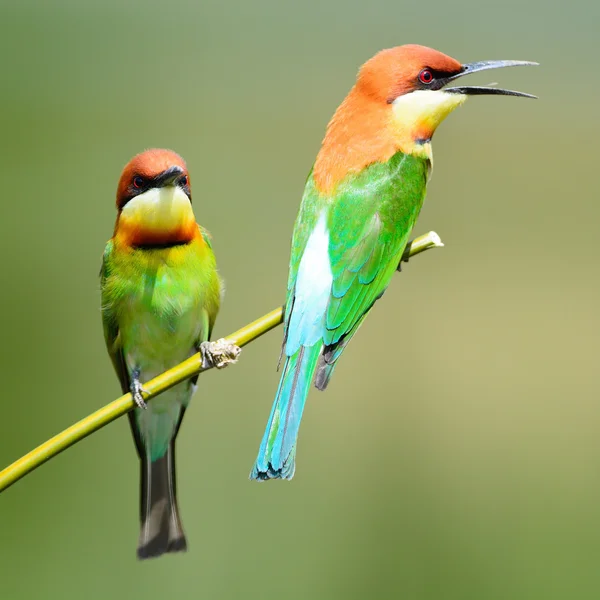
137,442 -> 187,559
250,344 -> 322,481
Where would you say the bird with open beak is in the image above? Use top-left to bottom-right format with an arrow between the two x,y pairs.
250,44 -> 537,481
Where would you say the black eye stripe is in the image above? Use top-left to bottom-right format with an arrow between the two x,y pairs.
122,170 -> 192,206
416,68 -> 463,91
386,67 -> 464,103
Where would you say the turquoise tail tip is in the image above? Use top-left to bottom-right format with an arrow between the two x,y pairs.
251,344 -> 321,482
250,448 -> 296,481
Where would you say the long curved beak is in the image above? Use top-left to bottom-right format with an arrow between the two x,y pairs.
445,60 -> 538,98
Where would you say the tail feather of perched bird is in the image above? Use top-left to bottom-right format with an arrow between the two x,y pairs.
252,344 -> 322,479
250,44 -> 537,481
101,149 -> 237,558
137,442 -> 186,558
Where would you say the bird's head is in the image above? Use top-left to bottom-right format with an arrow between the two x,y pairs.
314,45 -> 537,193
358,44 -> 537,148
114,149 -> 197,247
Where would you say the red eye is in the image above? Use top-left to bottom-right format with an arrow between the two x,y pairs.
418,69 -> 434,85
180,175 -> 188,186
133,176 -> 144,189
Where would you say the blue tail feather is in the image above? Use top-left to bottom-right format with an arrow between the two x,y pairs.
250,344 -> 322,480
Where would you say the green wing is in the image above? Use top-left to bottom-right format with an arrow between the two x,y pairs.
324,152 -> 430,346
100,240 -> 130,393
282,151 -> 430,383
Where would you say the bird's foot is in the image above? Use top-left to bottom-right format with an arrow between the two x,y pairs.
130,376 -> 149,409
397,242 -> 411,271
200,339 -> 241,369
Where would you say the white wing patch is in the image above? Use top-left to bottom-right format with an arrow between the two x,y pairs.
285,212 -> 333,354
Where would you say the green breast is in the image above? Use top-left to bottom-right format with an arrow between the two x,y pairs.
101,239 -> 221,376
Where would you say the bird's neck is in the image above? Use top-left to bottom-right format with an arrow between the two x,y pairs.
313,87 -> 432,196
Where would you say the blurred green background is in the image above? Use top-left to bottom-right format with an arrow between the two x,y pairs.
0,0 -> 598,598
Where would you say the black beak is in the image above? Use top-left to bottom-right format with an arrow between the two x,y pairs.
154,165 -> 184,187
445,60 -> 538,98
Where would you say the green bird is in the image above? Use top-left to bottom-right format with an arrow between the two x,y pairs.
251,44 -> 536,481
101,149 -> 238,558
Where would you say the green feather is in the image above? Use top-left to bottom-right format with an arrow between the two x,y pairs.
254,150 -> 431,480
283,151 -> 428,354
283,149 -> 429,371
101,236 -> 221,458
323,153 -> 429,347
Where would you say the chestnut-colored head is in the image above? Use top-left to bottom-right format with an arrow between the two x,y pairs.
116,149 -> 190,209
313,44 -> 536,194
357,44 -> 462,104
114,149 -> 198,247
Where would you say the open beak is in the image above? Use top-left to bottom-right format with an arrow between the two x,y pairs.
445,60 -> 538,98
155,165 -> 184,187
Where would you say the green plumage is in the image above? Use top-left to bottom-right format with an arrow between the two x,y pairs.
252,150 -> 430,479
101,229 -> 220,556
287,151 -> 429,349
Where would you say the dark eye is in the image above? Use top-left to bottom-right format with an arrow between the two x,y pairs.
132,176 -> 144,189
418,69 -> 434,85
180,175 -> 188,186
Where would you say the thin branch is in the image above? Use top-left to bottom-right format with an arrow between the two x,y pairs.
0,231 -> 443,494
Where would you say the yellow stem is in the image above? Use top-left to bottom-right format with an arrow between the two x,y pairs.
0,231 -> 443,493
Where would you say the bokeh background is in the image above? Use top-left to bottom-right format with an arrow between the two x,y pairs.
0,0 -> 598,598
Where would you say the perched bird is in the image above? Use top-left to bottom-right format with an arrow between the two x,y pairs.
251,44 -> 537,481
101,149 -> 239,558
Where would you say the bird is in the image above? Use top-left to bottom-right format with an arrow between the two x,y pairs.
250,44 -> 537,481
101,149 -> 239,558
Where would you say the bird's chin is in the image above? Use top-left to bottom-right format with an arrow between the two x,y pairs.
117,187 -> 197,247
121,187 -> 193,230
390,90 -> 467,156
392,89 -> 467,125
